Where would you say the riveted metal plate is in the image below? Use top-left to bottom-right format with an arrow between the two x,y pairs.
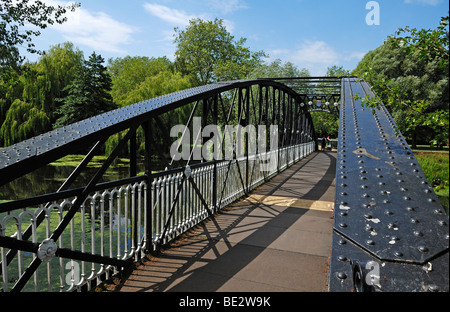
329,231 -> 449,292
333,78 -> 449,265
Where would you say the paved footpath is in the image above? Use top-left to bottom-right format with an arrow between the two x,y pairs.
117,151 -> 336,292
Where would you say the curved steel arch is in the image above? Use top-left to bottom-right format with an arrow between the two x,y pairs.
0,79 -> 315,186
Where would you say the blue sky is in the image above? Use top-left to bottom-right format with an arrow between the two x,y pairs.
25,0 -> 449,76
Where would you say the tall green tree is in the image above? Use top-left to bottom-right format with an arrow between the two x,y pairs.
248,59 -> 310,78
108,56 -> 176,107
174,18 -> 266,85
1,0 -> 79,70
54,52 -> 116,128
0,42 -> 84,146
353,16 -> 449,147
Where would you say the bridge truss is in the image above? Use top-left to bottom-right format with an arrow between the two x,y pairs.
0,77 -> 447,292
0,79 -> 316,292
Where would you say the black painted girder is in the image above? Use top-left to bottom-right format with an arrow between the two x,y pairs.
0,80 -> 299,186
329,78 -> 449,292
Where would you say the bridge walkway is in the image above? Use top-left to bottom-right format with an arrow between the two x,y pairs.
116,150 -> 336,292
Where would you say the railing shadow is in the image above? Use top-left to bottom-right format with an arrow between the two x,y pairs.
116,151 -> 336,292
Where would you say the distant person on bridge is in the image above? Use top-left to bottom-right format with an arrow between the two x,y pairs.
321,136 -> 327,151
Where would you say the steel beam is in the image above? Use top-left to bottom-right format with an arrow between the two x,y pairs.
329,78 -> 449,292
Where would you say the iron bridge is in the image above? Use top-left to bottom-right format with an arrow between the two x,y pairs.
0,77 -> 448,292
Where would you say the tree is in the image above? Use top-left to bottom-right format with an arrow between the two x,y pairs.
54,52 -> 116,128
353,16 -> 449,147
174,18 -> 266,85
1,0 -> 79,69
248,59 -> 310,78
108,56 -> 176,107
0,42 -> 84,146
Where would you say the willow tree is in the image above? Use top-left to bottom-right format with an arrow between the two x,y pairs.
0,42 -> 84,146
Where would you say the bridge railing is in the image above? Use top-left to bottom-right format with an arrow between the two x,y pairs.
0,142 -> 313,292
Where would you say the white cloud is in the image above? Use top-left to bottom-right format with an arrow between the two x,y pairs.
404,0 -> 443,5
143,2 -> 235,36
45,0 -> 138,54
269,41 -> 339,76
206,0 -> 248,14
143,3 -> 196,27
268,41 -> 366,76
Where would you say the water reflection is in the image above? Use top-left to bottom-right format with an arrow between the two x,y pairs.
0,159 -> 145,201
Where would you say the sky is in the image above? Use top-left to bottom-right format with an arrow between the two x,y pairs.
23,0 -> 449,76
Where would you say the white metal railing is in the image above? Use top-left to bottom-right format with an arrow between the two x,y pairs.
0,141 -> 314,292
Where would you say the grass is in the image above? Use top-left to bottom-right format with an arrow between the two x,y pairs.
49,154 -> 132,168
414,150 -> 449,214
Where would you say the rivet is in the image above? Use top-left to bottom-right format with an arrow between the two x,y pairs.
365,225 -> 374,232
336,272 -> 347,280
394,251 -> 403,257
337,255 -> 347,262
413,230 -> 423,237
366,240 -> 375,246
338,239 -> 347,245
427,285 -> 440,292
418,246 -> 429,252
339,223 -> 348,228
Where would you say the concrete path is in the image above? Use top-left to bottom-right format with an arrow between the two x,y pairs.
117,151 -> 336,292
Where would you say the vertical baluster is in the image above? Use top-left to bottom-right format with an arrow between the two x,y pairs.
80,202 -> 86,287
31,208 -> 38,292
142,181 -> 148,255
116,188 -> 121,261
89,196 -> 96,285
168,174 -> 174,238
137,183 -> 143,257
131,185 -> 137,258
151,179 -> 156,249
173,173 -> 180,235
120,187 -> 128,259
16,217 -> 23,285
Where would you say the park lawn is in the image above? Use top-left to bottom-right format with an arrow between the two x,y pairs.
414,151 -> 449,214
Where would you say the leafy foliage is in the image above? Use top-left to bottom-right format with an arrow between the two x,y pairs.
54,52 -> 116,128
174,18 -> 266,85
0,42 -> 84,146
353,16 -> 449,147
1,0 -> 79,69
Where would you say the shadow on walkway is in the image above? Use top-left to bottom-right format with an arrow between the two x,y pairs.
116,151 -> 336,292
